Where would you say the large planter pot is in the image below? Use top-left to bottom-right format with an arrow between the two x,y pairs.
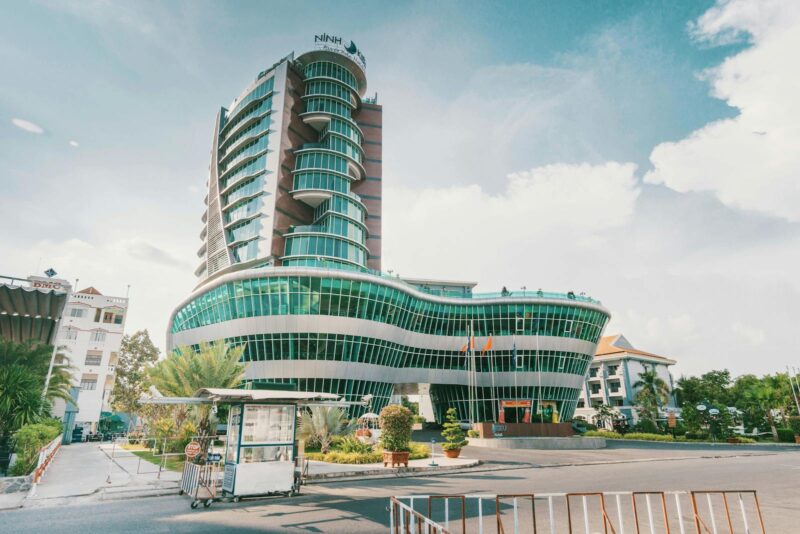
795,436 -> 800,444
443,448 -> 461,459
383,450 -> 410,468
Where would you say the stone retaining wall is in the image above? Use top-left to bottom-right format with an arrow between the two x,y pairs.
0,474 -> 32,494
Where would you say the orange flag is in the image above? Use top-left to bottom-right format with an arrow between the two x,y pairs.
481,336 -> 493,355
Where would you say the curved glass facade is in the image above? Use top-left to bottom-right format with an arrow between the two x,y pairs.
283,53 -> 370,268
169,268 -> 610,421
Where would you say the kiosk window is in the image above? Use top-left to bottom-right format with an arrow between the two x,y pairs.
242,405 -> 294,444
226,406 -> 241,463
239,445 -> 293,463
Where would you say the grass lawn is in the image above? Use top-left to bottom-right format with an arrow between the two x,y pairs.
122,444 -> 185,472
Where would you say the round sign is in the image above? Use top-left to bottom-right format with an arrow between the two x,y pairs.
696,404 -> 707,411
184,441 -> 202,458
708,408 -> 720,416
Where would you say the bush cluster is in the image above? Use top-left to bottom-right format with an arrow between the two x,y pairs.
305,440 -> 430,464
379,405 -> 413,452
10,420 -> 62,476
583,430 -> 622,438
776,428 -> 795,443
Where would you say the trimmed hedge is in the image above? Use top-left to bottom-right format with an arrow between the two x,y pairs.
9,421 -> 62,476
583,430 -> 622,438
776,428 -> 795,443
305,442 -> 430,464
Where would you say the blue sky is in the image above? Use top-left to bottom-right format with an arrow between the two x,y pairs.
2,0 -> 798,376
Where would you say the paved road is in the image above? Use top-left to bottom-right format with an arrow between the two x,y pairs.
2,445 -> 799,533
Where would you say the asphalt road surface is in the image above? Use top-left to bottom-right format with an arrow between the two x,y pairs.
3,446 -> 799,533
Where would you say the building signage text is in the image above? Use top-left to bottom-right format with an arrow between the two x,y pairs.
314,33 -> 366,71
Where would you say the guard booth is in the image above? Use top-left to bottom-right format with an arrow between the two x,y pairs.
193,388 -> 340,502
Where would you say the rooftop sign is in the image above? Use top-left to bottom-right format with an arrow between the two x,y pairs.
313,33 -> 366,71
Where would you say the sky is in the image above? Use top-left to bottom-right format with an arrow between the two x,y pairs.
1,0 -> 798,378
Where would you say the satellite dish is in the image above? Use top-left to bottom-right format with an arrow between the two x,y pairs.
696,404 -> 707,411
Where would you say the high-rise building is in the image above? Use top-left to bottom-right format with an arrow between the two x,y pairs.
197,33 -> 381,282
52,287 -> 129,433
168,35 -> 610,423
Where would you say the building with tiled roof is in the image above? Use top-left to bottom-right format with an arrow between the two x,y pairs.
575,334 -> 677,426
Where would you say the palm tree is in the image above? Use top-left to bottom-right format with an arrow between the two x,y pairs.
0,339 -> 74,441
745,383 -> 781,439
298,406 -> 350,453
148,341 -> 245,442
632,368 -> 671,423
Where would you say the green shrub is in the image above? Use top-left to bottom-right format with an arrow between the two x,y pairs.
786,417 -> 800,436
9,423 -> 61,476
305,450 -> 382,464
728,436 -> 756,444
441,408 -> 468,451
623,432 -> 674,442
408,442 -> 430,459
467,430 -> 479,438
412,415 -> 425,424
583,430 -> 622,438
379,405 -> 413,452
684,431 -> 709,440
776,428 -> 795,443
634,419 -> 660,434
336,435 -> 373,454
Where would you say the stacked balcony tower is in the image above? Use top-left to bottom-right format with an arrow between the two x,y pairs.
172,36 -> 610,423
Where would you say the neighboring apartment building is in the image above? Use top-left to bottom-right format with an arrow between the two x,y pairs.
167,34 -> 611,423
52,287 -> 128,433
575,334 -> 677,426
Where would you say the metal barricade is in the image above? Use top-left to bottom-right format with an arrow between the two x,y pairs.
390,490 -> 766,534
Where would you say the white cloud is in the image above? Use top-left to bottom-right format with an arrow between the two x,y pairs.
11,117 -> 44,134
645,0 -> 800,222
69,140 -> 79,147
383,162 -> 639,284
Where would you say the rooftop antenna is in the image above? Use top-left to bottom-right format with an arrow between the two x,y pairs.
125,284 -> 131,299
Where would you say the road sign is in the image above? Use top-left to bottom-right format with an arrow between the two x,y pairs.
185,441 -> 202,458
668,413 -> 677,428
207,453 -> 222,462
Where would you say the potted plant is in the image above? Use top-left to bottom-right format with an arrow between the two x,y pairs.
379,405 -> 413,467
441,408 -> 468,458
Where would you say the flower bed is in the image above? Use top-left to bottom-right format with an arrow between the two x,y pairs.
305,442 -> 430,464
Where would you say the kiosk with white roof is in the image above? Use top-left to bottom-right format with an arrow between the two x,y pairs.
192,388 -> 340,502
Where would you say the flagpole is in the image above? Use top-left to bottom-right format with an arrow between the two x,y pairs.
789,366 -> 800,415
536,320 -> 542,423
471,320 -> 477,423
466,325 -> 472,425
489,333 -> 497,423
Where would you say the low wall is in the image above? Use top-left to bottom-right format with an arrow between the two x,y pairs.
0,474 -> 33,494
475,422 -> 574,438
468,437 -> 606,450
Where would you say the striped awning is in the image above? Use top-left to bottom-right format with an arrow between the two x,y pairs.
0,284 -> 69,344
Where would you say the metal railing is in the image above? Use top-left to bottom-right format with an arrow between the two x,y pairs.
390,490 -> 766,533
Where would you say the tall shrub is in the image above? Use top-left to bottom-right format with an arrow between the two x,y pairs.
379,405 -> 413,452
298,406 -> 349,453
441,408 -> 468,451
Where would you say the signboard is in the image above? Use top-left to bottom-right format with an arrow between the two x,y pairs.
314,33 -> 367,71
668,413 -> 677,428
207,453 -> 222,462
500,400 -> 532,409
222,463 -> 236,493
27,276 -> 68,291
184,441 -> 202,458
492,424 -> 507,438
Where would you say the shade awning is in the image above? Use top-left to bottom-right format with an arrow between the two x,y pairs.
193,388 -> 341,403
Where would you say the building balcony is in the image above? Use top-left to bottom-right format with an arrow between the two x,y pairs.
290,188 -> 333,208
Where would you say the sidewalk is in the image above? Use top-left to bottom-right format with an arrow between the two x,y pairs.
10,442 -> 181,509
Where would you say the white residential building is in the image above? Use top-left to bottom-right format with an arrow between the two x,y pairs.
52,287 -> 128,433
575,334 -> 677,426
